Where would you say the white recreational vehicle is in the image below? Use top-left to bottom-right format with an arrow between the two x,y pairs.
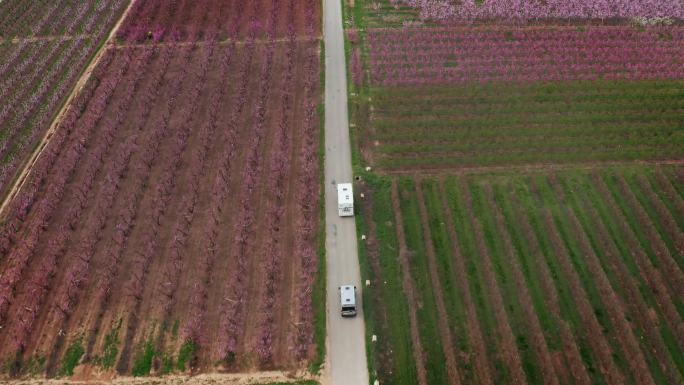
339,285 -> 357,317
337,183 -> 354,217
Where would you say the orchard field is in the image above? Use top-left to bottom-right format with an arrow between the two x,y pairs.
357,168 -> 684,385
0,0 -> 130,200
353,25 -> 684,171
0,0 -> 323,378
346,1 -> 684,384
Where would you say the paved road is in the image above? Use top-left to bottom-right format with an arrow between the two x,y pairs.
323,0 -> 370,384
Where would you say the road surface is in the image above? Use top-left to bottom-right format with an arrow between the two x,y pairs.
323,0 -> 370,384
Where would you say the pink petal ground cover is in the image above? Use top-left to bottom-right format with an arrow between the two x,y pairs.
394,0 -> 684,21
368,26 -> 684,85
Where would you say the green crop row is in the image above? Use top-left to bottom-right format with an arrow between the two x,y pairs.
358,167 -> 684,385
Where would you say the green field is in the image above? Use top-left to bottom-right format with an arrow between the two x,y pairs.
357,168 -> 684,385
345,2 -> 684,385
366,81 -> 684,171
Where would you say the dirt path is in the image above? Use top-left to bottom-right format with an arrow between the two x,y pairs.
438,181 -> 495,385
0,0 -> 137,220
1,370 -> 316,385
414,181 -> 461,385
390,180 -> 429,385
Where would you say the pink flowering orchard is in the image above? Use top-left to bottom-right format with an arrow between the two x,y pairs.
0,0 -> 323,378
0,0 -> 129,201
368,26 -> 684,85
395,0 -> 684,21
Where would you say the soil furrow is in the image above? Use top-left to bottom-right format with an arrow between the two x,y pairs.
612,174 -> 684,296
634,174 -> 684,258
592,174 -> 684,349
80,47 -> 179,360
390,179 -> 429,385
414,180 -> 461,385
507,191 -> 591,385
459,179 -> 527,385
483,184 -> 560,385
438,181 -> 495,385
549,176 -> 655,385
571,176 -> 684,384
653,170 -> 684,221
532,180 -> 625,385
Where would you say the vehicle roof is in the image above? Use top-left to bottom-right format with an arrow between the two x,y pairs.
340,285 -> 356,305
337,183 -> 353,204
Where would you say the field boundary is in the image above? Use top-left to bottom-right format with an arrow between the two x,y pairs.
0,0 -> 136,220
0,370 -> 317,385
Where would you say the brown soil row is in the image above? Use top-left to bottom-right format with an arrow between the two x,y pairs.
591,174 -> 684,351
482,184 -> 560,385
571,177 -> 684,384
653,170 -> 684,220
77,45 -> 180,363
458,179 -> 527,385
0,48 -> 138,369
438,181 -> 495,385
635,175 -> 684,258
613,175 -> 684,297
507,191 -> 591,385
548,176 -> 655,385
532,179 -> 626,384
390,180 -> 429,385
413,181 -> 461,385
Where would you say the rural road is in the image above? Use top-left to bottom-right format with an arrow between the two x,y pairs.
323,0 -> 370,384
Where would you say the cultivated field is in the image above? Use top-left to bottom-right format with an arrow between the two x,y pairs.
0,0 -> 323,378
0,0 -> 130,200
358,168 -> 684,385
352,24 -> 684,172
347,1 -> 684,385
117,0 -> 320,42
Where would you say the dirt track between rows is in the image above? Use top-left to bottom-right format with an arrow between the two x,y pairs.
0,370 -> 315,385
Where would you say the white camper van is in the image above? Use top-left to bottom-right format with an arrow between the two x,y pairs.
337,183 -> 354,217
339,285 -> 357,317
